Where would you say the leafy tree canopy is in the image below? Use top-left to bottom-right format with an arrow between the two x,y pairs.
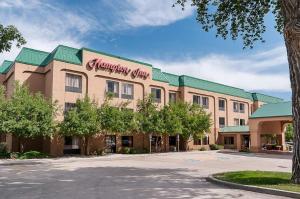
60,95 -> 99,137
0,24 -> 26,53
4,82 -> 57,138
174,0 -> 283,48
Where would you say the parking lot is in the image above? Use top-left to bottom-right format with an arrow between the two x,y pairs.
0,151 -> 292,199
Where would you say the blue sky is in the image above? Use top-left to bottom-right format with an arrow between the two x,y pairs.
0,0 -> 291,100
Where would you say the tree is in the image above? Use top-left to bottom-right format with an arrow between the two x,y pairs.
0,24 -> 26,53
168,101 -> 211,150
4,83 -> 57,152
60,96 -> 99,155
286,124 -> 294,142
174,0 -> 300,184
0,85 -> 7,135
136,95 -> 164,153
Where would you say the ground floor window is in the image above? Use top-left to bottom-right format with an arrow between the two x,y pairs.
64,136 -> 80,154
193,138 -> 201,145
169,136 -> 176,146
202,136 -> 209,145
121,136 -> 133,147
224,137 -> 234,145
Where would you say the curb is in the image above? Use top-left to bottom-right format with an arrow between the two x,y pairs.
206,175 -> 300,199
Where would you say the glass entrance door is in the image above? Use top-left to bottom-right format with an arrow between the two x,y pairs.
105,135 -> 116,153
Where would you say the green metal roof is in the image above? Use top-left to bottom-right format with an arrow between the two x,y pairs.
163,72 -> 180,86
250,101 -> 292,119
152,68 -> 169,83
219,125 -> 250,133
180,75 -> 253,100
252,93 -> 283,103
0,60 -> 14,74
15,48 -> 50,66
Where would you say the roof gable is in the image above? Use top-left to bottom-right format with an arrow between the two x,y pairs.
0,60 -> 13,74
252,93 -> 283,103
250,101 -> 292,118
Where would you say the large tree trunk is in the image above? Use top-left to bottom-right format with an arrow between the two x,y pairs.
281,0 -> 300,184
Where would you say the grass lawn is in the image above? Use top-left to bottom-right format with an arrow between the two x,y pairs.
214,171 -> 300,193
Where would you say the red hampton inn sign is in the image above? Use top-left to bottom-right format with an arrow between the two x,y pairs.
87,58 -> 150,80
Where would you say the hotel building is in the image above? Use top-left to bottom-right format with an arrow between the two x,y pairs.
0,45 -> 292,156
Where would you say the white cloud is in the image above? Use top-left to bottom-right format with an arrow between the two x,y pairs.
123,0 -> 194,27
139,45 -> 290,92
0,0 -> 98,63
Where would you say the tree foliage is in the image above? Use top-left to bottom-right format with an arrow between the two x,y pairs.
136,95 -> 164,135
174,0 -> 283,48
60,95 -> 99,138
0,85 -> 7,134
0,24 -> 26,53
285,124 -> 294,142
3,83 -> 57,139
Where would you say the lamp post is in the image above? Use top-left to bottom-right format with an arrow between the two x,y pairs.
176,134 -> 180,152
149,133 -> 152,154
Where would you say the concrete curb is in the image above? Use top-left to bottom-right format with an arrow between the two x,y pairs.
206,175 -> 300,199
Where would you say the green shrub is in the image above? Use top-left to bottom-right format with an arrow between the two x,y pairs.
209,144 -> 224,150
122,147 -> 148,154
122,147 -> 132,154
0,143 -> 10,158
10,152 -> 20,159
199,147 -> 207,151
18,151 -> 48,159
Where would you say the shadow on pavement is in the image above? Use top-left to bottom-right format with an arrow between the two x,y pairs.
217,150 -> 292,160
0,166 -> 245,199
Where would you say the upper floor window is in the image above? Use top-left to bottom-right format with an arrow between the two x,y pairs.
240,103 -> 245,113
240,119 -> 245,126
219,117 -> 225,128
219,99 -> 225,111
169,92 -> 177,103
234,118 -> 239,126
233,102 -> 239,112
193,95 -> 209,109
233,101 -> 245,113
193,95 -> 201,105
65,73 -> 82,93
121,83 -> 134,99
106,80 -> 119,97
151,88 -> 161,103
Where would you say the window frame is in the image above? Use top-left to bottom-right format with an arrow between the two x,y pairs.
65,73 -> 82,93
219,117 -> 225,128
240,103 -> 245,113
240,119 -> 246,126
202,96 -> 209,109
219,99 -> 225,111
224,136 -> 235,145
121,83 -> 134,99
193,95 -> 201,105
169,92 -> 177,103
121,136 -> 133,147
106,80 -> 120,98
151,88 -> 162,103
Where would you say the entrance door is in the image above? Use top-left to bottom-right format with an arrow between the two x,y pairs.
242,135 -> 250,149
105,135 -> 116,153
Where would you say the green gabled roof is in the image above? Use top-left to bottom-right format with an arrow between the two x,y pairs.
163,72 -> 180,86
51,45 -> 82,65
15,48 -> 50,66
250,101 -> 292,119
180,75 -> 253,100
0,60 -> 14,74
152,68 -> 169,83
219,126 -> 250,133
252,93 -> 283,104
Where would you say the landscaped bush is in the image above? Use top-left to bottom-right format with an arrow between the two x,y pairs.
122,147 -> 148,154
209,144 -> 224,150
199,146 -> 207,151
17,151 -> 49,159
122,147 -> 132,154
0,142 -> 10,158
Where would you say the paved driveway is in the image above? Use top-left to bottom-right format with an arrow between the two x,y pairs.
0,151 -> 292,199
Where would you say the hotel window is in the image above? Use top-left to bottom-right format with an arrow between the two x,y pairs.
224,137 -> 234,145
106,80 -> 119,97
64,102 -> 76,115
240,103 -> 245,113
219,117 -> 225,128
193,137 -> 201,145
193,95 -> 201,105
219,99 -> 225,111
151,88 -> 161,103
240,119 -> 246,126
121,83 -> 134,99
65,73 -> 82,93
233,102 -> 239,112
169,92 -> 177,103
121,136 -> 133,147
234,118 -> 239,126
202,97 -> 209,109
